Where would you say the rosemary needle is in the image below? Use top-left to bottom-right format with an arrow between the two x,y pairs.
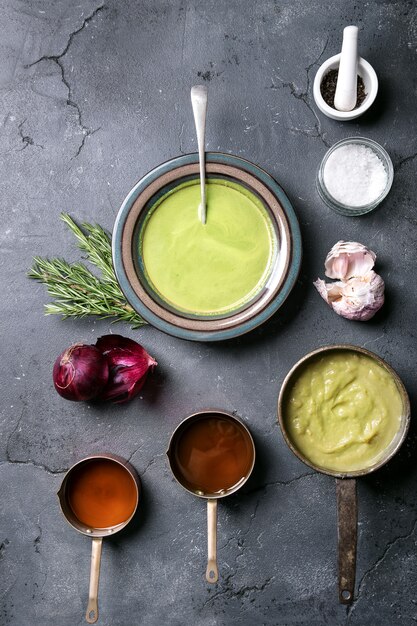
28,213 -> 146,329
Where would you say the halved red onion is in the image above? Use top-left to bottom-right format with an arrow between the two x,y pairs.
53,343 -> 109,401
95,335 -> 157,404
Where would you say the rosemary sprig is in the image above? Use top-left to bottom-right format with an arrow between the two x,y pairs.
28,213 -> 147,329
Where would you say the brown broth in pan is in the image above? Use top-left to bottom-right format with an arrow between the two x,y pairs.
67,458 -> 137,528
172,415 -> 254,496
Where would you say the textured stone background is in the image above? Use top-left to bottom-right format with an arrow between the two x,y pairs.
0,1 -> 416,625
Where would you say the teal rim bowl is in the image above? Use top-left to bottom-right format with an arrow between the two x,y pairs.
112,152 -> 302,342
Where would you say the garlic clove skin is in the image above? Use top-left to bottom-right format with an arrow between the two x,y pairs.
324,240 -> 376,280
314,271 -> 384,321
336,271 -> 384,321
313,277 -> 345,303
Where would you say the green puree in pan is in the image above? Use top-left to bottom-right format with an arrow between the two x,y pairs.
283,351 -> 403,473
141,179 -> 276,315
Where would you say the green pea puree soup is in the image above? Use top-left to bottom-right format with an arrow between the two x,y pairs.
283,351 -> 404,473
141,179 -> 276,315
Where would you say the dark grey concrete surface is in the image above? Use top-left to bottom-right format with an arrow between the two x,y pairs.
1,1 -> 416,624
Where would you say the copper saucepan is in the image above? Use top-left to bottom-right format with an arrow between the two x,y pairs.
58,453 -> 140,623
167,410 -> 256,583
278,345 -> 410,604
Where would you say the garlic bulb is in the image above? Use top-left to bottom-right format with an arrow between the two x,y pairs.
324,240 -> 376,280
314,242 -> 384,321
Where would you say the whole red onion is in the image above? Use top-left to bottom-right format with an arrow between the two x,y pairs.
95,335 -> 157,404
53,343 -> 109,401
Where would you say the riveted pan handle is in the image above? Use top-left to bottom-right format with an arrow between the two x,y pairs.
336,478 -> 357,604
86,536 -> 103,623
206,499 -> 218,583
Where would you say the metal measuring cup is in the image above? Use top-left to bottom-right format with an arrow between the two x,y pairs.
278,345 -> 410,604
57,453 -> 140,623
167,410 -> 256,583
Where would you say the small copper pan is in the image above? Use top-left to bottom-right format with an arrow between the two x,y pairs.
167,410 -> 256,583
278,345 -> 410,604
57,453 -> 140,623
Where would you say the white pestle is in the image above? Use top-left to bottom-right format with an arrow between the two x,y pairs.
334,26 -> 359,112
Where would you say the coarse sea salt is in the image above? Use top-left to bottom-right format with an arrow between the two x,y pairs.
323,143 -> 388,207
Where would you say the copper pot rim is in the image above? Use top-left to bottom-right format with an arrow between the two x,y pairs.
57,453 -> 141,537
277,344 -> 411,479
167,409 -> 256,499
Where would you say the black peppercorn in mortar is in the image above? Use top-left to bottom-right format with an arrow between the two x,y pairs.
320,69 -> 367,109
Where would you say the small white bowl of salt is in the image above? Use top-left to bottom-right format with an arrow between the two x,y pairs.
317,137 -> 393,216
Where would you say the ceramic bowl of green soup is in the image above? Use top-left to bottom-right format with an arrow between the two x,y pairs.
278,344 -> 410,605
113,153 -> 301,341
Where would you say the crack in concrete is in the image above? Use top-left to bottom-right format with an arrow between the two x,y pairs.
271,38 -> 331,147
233,576 -> 275,598
34,523 -> 42,554
219,497 -> 262,559
201,480 -> 279,608
240,497 -> 261,541
219,473 -> 315,552
0,459 -> 68,476
31,568 -> 48,601
25,4 -> 105,158
233,497 -> 262,568
73,126 -> 101,159
17,119 -> 44,151
204,500 -> 264,605
284,77 -> 330,147
140,453 -> 164,476
216,473 -> 315,563
395,151 -> 417,172
180,0 -> 188,66
202,573 -> 275,608
0,539 -> 10,558
219,532 -> 238,553
346,517 -> 417,624
5,404 -> 26,462
127,442 -> 145,464
202,572 -> 235,607
1,391 -> 65,475
245,470 -> 316,496
127,446 -> 164,476
31,5 -> 105,62
32,517 -> 48,600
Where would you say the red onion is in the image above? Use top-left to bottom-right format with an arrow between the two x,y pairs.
53,343 -> 109,401
95,335 -> 157,404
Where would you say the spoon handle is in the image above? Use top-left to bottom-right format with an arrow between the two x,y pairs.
206,499 -> 218,583
191,85 -> 208,224
85,537 -> 103,623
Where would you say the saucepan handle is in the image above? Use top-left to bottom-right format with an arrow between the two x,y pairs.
336,478 -> 357,604
86,536 -> 103,623
206,499 -> 219,583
